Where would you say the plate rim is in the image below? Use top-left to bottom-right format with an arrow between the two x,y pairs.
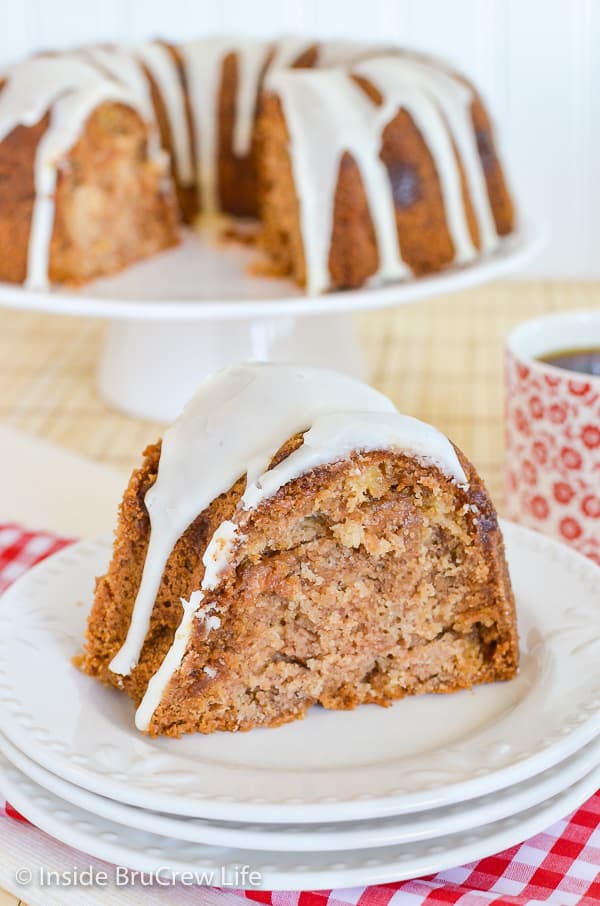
0,221 -> 543,321
0,749 -> 598,890
0,519 -> 599,823
0,729 -> 598,852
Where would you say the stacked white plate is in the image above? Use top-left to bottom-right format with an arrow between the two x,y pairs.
0,520 -> 599,890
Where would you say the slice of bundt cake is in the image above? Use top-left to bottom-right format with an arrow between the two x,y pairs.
81,364 -> 518,737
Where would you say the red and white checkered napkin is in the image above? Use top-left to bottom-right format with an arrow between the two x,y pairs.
0,523 -> 72,594
1,523 -> 599,905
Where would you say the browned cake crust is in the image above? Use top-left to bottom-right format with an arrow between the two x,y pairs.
0,103 -> 46,284
82,435 -> 518,738
470,97 -> 514,236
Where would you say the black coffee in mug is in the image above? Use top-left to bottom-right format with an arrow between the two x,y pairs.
538,348 -> 600,377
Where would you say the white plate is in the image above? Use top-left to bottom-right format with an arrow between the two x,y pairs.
1,730 -> 598,853
0,522 -> 599,824
1,751 -> 598,890
0,223 -> 541,321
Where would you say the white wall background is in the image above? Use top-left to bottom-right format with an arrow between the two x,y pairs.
1,0 -> 598,278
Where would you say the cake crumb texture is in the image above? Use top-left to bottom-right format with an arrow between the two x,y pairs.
82,437 -> 518,737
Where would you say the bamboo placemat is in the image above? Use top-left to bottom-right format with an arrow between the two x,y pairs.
0,280 -> 599,906
1,281 -> 598,508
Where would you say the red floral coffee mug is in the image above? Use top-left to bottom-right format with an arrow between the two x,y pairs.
505,310 -> 600,565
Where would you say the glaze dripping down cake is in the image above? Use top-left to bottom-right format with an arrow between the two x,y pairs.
0,39 -> 514,293
81,364 -> 519,737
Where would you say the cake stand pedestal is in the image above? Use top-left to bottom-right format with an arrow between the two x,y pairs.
0,224 -> 541,423
99,314 -> 362,422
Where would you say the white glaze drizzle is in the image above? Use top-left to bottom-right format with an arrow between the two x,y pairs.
265,38 -> 378,80
135,42 -> 195,185
266,37 -> 315,74
109,363 -> 395,677
134,592 -> 220,731
79,45 -> 163,162
202,519 -> 238,590
315,41 -> 381,67
233,40 -> 271,157
268,52 -> 497,293
181,38 -> 272,214
358,56 -> 497,252
241,409 -> 467,510
80,46 -> 154,121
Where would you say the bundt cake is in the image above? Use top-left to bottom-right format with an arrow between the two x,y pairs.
81,363 -> 519,738
0,39 -> 514,293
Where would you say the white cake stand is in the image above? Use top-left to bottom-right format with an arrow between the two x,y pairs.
0,223 -> 541,422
